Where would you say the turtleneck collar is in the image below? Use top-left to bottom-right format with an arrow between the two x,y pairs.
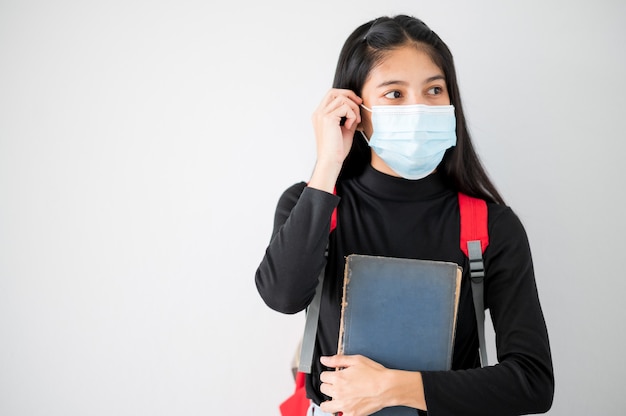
352,164 -> 453,202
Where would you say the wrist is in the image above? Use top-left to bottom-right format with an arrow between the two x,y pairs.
308,159 -> 342,193
385,370 -> 427,411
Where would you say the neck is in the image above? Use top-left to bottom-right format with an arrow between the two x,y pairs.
370,151 -> 400,177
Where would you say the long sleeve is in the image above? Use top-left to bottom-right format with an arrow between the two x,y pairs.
421,207 -> 554,415
255,183 -> 341,314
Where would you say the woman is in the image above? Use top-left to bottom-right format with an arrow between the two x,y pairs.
256,15 -> 554,415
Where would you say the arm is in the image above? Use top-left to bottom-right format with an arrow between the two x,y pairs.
255,88 -> 363,314
255,183 -> 339,314
421,207 -> 554,415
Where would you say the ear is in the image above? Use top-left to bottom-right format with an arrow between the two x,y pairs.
357,106 -> 372,133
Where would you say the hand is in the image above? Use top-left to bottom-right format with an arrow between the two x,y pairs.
308,89 -> 362,193
318,354 -> 390,416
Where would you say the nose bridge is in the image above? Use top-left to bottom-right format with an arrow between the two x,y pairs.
407,87 -> 426,105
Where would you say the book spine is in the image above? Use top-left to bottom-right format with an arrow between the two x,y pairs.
336,258 -> 352,355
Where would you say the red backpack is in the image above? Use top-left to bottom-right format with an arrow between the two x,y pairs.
280,193 -> 489,416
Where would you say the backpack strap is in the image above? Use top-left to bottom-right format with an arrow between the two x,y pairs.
458,192 -> 490,367
298,266 -> 325,373
298,190 -> 337,374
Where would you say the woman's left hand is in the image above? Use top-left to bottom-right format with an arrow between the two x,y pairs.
318,354 -> 392,416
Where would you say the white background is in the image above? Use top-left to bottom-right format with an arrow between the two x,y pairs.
1,0 -> 625,414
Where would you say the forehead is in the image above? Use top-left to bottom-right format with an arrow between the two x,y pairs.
366,44 -> 444,86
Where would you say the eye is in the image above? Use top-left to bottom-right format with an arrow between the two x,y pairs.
384,90 -> 402,99
427,86 -> 444,96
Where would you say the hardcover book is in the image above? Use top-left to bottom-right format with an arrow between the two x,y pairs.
337,254 -> 462,415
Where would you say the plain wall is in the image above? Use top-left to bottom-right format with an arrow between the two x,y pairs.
1,0 -> 625,414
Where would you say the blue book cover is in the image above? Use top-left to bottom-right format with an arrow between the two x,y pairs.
337,254 -> 462,415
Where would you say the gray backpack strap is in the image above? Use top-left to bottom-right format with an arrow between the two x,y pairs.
468,240 -> 488,367
298,253 -> 327,374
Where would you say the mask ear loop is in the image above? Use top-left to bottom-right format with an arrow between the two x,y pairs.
359,130 -> 370,145
359,104 -> 372,144
359,104 -> 372,146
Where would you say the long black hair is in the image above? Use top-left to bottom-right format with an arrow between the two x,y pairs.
333,15 -> 505,205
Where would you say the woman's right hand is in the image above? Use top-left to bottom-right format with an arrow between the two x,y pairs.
308,89 -> 362,193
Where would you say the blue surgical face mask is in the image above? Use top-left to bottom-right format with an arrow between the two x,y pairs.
360,104 -> 457,180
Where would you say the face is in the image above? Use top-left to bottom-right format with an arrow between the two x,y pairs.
359,44 -> 451,176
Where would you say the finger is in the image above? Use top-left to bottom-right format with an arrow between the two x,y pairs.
321,354 -> 364,369
319,370 -> 339,384
341,99 -> 362,129
334,88 -> 363,105
320,355 -> 336,367
319,370 -> 331,383
330,93 -> 362,115
342,110 -> 360,129
324,103 -> 359,130
321,88 -> 363,108
319,399 -> 343,415
340,106 -> 360,130
320,89 -> 345,108
325,95 -> 349,113
325,97 -> 360,128
319,381 -> 333,397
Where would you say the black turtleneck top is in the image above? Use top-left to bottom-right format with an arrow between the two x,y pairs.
255,166 -> 554,415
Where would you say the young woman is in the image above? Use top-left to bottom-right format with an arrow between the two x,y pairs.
256,15 -> 554,416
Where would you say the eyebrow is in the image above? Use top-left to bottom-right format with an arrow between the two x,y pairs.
376,80 -> 408,88
375,75 -> 446,88
425,75 -> 446,83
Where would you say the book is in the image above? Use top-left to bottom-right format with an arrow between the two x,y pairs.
337,254 -> 462,415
